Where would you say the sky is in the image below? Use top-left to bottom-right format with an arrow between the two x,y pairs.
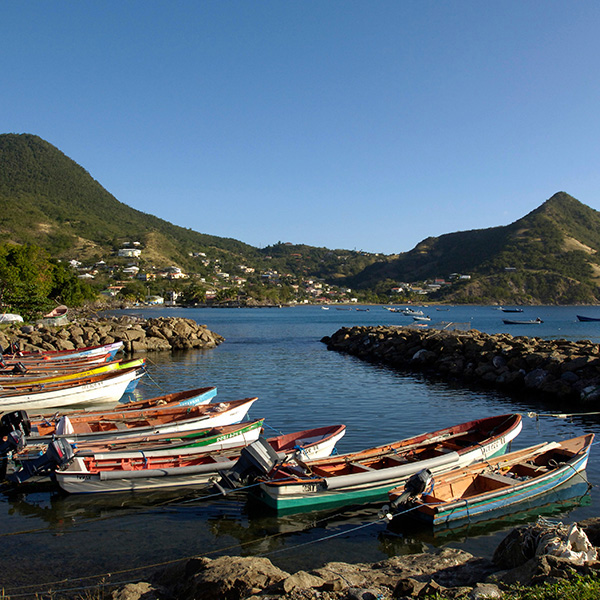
2,1 -> 600,255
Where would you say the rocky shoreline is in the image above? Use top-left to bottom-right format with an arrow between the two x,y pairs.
109,518 -> 600,600
0,315 -> 225,355
321,325 -> 600,404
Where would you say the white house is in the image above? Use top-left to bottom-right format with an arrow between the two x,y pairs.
118,248 -> 142,258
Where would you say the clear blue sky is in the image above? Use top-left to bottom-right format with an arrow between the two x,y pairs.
3,2 -> 600,255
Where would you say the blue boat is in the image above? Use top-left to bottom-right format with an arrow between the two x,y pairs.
389,434 -> 594,527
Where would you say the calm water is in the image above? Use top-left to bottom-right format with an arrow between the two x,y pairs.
3,305 -> 600,595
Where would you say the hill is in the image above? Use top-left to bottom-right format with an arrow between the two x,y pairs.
343,192 -> 600,304
0,134 -> 380,284
2,134 -> 600,305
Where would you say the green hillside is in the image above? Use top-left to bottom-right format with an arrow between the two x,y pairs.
0,134 -> 380,281
343,192 -> 600,304
2,133 -> 600,306
0,133 -> 262,267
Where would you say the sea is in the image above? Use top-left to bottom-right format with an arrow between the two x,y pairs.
3,304 -> 600,595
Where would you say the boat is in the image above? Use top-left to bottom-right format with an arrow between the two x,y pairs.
413,316 -> 431,322
0,313 -> 23,323
0,365 -> 144,413
230,414 -> 523,513
1,341 -> 123,362
26,396 -> 259,442
576,315 -> 600,322
503,318 -> 543,325
501,308 -> 524,313
9,419 -> 267,483
0,358 -> 145,388
35,386 -> 217,421
386,434 -> 594,527
402,308 -> 424,316
43,305 -> 68,319
0,351 -> 121,371
51,424 -> 346,494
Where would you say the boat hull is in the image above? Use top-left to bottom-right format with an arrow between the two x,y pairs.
55,424 -> 344,494
255,414 -> 522,513
0,367 -> 143,413
409,435 -> 593,526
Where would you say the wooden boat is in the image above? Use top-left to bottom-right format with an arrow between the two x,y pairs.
1,341 -> 123,362
53,424 -> 346,494
43,305 -> 68,318
387,434 -> 594,527
248,414 -> 523,513
35,386 -> 217,422
9,419 -> 267,483
576,315 -> 600,322
27,397 -> 258,442
503,318 -> 543,325
0,351 -> 120,371
0,365 -> 144,413
0,358 -> 145,388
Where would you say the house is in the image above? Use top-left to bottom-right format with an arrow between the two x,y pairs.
118,248 -> 142,258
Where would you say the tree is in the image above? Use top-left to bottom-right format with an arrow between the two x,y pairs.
0,243 -> 55,319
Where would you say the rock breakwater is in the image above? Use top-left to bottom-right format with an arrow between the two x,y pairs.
0,316 -> 224,354
322,325 -> 600,404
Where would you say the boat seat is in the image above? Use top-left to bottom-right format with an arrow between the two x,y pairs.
349,462 -> 375,472
74,423 -> 92,433
480,472 -> 515,487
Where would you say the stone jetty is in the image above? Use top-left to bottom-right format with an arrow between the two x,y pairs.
321,325 -> 600,404
0,316 -> 224,354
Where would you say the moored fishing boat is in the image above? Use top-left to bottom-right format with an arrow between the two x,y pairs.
52,424 -> 346,494
26,396 -> 258,442
0,358 -> 144,388
386,434 -> 594,527
0,365 -> 144,413
1,341 -> 123,362
503,318 -> 543,325
34,385 -> 217,421
577,315 -> 600,322
240,414 -> 522,513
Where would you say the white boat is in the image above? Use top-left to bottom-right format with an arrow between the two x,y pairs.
0,366 -> 144,413
27,397 -> 258,443
0,313 -> 23,323
53,424 -> 346,494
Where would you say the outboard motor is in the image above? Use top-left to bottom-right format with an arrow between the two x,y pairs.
380,469 -> 434,521
214,437 -> 283,495
8,438 -> 75,484
392,469 -> 433,508
0,410 -> 31,438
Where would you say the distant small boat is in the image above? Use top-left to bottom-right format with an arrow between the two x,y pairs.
0,313 -> 23,323
577,315 -> 600,322
43,305 -> 68,318
503,318 -> 543,325
501,308 -> 524,313
321,307 -> 330,310
413,316 -> 431,322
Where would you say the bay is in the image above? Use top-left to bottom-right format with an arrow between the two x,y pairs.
2,304 -> 600,594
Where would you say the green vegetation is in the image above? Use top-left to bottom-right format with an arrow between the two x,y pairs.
429,575 -> 600,600
0,243 -> 96,319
